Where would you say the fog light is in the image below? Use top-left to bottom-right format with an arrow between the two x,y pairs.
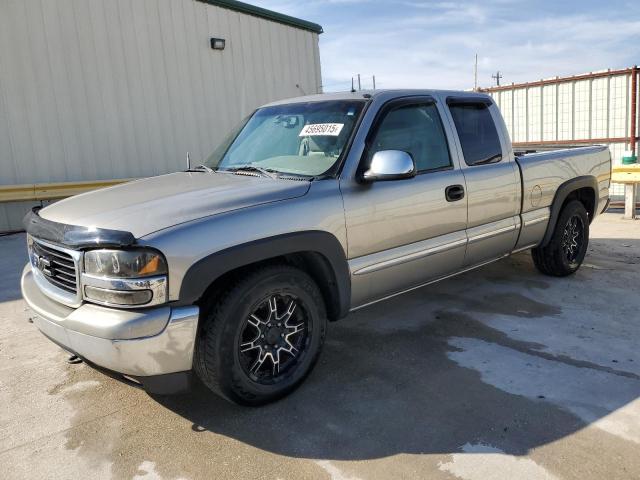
84,286 -> 153,306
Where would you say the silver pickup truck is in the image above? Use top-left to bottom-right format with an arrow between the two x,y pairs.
21,90 -> 611,405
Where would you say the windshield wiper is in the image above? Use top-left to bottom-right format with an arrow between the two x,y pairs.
186,164 -> 214,173
223,165 -> 278,179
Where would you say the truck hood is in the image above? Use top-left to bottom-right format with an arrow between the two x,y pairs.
39,172 -> 311,238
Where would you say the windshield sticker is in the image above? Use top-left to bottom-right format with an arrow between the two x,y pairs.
299,123 -> 344,137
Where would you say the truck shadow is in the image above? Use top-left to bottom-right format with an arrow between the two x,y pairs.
151,240 -> 640,463
157,318 -> 588,459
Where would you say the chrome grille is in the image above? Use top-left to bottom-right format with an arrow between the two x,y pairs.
31,240 -> 78,295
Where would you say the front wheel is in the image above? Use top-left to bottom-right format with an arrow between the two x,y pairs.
194,265 -> 327,405
531,200 -> 589,277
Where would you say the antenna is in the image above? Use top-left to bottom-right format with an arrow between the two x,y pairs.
186,151 -> 191,170
492,70 -> 503,86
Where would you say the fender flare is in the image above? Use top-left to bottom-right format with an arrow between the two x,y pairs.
540,175 -> 598,247
176,231 -> 351,319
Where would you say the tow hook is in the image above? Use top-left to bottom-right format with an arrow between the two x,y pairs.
67,355 -> 83,365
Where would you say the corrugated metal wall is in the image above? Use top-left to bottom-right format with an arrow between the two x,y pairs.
486,69 -> 639,199
0,0 -> 322,230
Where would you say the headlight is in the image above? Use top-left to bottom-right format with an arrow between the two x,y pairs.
84,249 -> 167,278
82,248 -> 168,307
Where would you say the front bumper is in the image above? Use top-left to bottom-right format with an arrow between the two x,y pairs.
21,265 -> 199,392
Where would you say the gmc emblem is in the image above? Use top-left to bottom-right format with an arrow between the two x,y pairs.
33,254 -> 54,277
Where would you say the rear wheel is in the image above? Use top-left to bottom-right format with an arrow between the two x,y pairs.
194,265 -> 327,405
532,200 -> 589,277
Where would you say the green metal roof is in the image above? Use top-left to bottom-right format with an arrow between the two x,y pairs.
197,0 -> 323,34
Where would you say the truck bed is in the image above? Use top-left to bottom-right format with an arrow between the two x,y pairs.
514,145 -> 611,249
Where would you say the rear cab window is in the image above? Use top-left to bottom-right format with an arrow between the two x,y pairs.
448,99 -> 502,166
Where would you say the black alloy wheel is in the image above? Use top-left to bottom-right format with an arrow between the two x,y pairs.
531,200 -> 589,277
561,214 -> 585,266
238,294 -> 311,384
194,265 -> 327,405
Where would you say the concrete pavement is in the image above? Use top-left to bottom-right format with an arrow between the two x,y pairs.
1,212 -> 639,480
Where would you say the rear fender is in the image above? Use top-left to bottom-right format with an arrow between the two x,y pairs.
540,175 -> 598,247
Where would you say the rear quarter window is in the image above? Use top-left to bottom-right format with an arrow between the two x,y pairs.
449,103 -> 502,166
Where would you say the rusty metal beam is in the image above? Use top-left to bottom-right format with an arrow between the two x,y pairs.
480,67 -> 635,93
631,66 -> 638,156
512,137 -> 629,148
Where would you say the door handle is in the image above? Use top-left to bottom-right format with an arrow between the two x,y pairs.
445,184 -> 465,202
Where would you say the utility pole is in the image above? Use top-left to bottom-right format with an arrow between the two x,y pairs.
492,70 -> 503,86
373,75 -> 376,90
473,54 -> 478,91
357,73 -> 361,91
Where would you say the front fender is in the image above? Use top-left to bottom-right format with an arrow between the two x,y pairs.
176,231 -> 351,319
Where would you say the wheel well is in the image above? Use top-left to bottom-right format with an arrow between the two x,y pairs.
563,187 -> 595,222
197,252 -> 342,321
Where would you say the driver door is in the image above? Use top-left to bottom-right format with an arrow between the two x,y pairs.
340,97 -> 468,308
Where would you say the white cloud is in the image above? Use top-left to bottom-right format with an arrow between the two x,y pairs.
251,1 -> 640,91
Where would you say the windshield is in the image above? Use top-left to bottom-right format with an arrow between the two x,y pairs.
204,100 -> 366,177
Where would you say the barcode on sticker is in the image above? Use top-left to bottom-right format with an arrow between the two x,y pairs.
299,123 -> 344,137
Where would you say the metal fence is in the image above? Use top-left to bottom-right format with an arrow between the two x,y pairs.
482,67 -> 638,198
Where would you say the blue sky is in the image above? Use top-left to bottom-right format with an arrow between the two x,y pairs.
251,0 -> 640,91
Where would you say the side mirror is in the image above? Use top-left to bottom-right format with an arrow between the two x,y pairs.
362,150 -> 416,182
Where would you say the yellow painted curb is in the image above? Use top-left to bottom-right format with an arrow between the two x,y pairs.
0,179 -> 135,203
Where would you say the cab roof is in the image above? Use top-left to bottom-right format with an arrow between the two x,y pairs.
262,89 -> 493,107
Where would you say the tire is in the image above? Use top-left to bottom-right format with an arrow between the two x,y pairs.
531,200 -> 589,277
194,265 -> 327,406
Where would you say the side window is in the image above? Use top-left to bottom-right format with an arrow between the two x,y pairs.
368,103 -> 452,173
448,102 -> 502,166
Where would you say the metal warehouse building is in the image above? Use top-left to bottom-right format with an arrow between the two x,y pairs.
0,0 -> 322,231
482,67 -> 639,200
